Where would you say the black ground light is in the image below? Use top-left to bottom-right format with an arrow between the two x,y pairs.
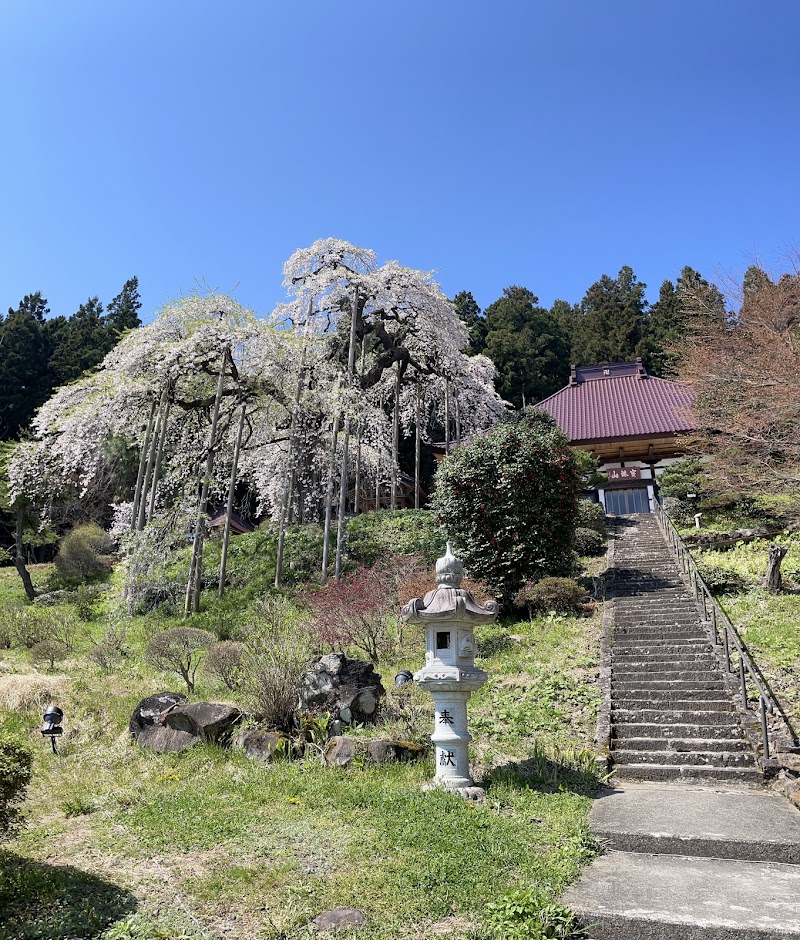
40,705 -> 63,753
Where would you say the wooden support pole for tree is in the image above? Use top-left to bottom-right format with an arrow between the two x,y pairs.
454,393 -> 461,447
131,400 -> 157,530
334,286 -> 360,581
184,348 -> 228,617
390,362 -> 400,509
146,393 -> 170,524
415,379 -> 421,509
353,336 -> 367,515
218,403 -> 246,598
444,378 -> 451,456
321,374 -> 342,583
275,339 -> 309,588
137,394 -> 164,531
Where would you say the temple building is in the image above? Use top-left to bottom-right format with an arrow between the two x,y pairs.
537,360 -> 696,513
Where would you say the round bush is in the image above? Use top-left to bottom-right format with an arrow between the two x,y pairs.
696,562 -> 749,594
431,411 -> 581,607
55,524 -> 115,584
514,577 -> 587,613
0,732 -> 33,839
576,500 -> 606,534
574,527 -> 605,557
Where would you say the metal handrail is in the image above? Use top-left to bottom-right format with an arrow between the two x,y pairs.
652,501 -> 774,758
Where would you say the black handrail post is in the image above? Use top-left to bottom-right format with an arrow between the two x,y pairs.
739,655 -> 748,710
760,696 -> 770,758
701,587 -> 709,622
710,605 -> 718,644
723,628 -> 731,672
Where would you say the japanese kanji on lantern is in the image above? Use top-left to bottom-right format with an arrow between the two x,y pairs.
401,542 -> 498,799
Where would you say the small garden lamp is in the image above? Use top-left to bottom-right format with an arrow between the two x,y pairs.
40,705 -> 64,754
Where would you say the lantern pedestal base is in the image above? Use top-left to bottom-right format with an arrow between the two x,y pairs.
422,780 -> 486,801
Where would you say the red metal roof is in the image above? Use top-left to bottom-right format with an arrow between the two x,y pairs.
538,364 -> 696,443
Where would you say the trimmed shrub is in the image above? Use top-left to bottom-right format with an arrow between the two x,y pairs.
146,627 -> 215,693
346,510 -> 446,566
431,410 -> 581,607
574,527 -> 605,557
29,639 -> 68,671
55,524 -> 115,584
0,732 -> 33,839
576,500 -> 606,534
204,640 -> 245,690
514,577 -> 586,614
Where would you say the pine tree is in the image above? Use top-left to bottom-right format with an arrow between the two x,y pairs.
452,290 -> 486,354
571,266 -> 648,366
483,286 -> 571,407
0,294 -> 52,439
105,276 -> 142,333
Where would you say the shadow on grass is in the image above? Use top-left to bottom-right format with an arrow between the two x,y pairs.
0,851 -> 137,940
485,744 -> 602,797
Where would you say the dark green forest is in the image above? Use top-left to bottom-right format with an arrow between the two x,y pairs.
0,278 -> 141,440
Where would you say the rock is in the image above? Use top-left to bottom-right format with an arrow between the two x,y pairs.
234,728 -> 293,761
774,752 -> 800,775
162,702 -> 242,744
311,907 -> 366,932
129,691 -> 188,739
323,736 -> 359,767
322,735 -> 426,768
137,724 -> 197,753
298,653 -> 385,724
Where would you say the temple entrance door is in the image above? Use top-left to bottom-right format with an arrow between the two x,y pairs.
604,487 -> 651,514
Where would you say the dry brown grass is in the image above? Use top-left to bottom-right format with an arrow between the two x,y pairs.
0,672 -> 69,711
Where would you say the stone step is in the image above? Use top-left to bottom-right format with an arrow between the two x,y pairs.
612,697 -> 734,712
612,679 -> 726,691
612,687 -> 732,703
612,720 -> 744,737
563,851 -> 800,938
586,784 -> 800,864
612,655 -> 719,667
611,763 -> 763,784
617,736 -> 746,752
612,638 -> 711,650
612,749 -> 756,768
612,669 -> 722,682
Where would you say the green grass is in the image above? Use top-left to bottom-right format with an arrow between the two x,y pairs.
0,544 -> 603,940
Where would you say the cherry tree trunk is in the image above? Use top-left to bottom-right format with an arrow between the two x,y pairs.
335,286 -> 360,580
14,508 -> 35,601
130,400 -> 157,530
765,544 -> 788,594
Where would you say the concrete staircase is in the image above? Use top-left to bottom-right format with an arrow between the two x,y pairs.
562,512 -> 800,938
608,513 -> 760,783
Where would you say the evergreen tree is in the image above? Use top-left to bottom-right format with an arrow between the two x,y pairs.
0,294 -> 52,439
106,276 -> 142,333
571,266 -> 648,366
452,290 -> 486,354
483,286 -> 571,407
48,297 -> 111,386
639,279 -> 682,376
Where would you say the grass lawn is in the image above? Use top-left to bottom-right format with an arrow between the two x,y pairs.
0,563 -> 602,940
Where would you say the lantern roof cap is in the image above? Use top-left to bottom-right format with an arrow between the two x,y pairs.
401,544 -> 498,624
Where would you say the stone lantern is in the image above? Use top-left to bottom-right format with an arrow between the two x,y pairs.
401,543 -> 498,799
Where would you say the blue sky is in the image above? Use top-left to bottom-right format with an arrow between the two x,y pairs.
2,1 -> 799,322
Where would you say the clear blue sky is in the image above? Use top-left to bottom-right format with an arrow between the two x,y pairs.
2,1 -> 799,322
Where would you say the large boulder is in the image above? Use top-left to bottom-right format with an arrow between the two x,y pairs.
129,691 -> 187,739
298,654 -> 385,724
162,702 -> 242,744
137,724 -> 197,753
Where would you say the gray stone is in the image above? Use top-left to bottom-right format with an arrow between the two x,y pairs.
137,724 -> 197,753
129,691 -> 188,739
298,653 -> 385,724
311,907 -> 365,932
322,736 -> 426,768
234,728 -> 292,761
563,851 -> 800,939
162,702 -> 242,743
